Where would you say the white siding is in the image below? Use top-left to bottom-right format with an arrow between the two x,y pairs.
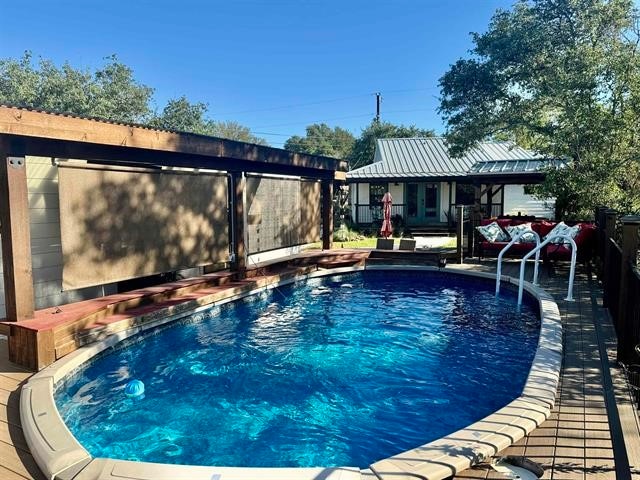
503,184 -> 554,219
0,156 -> 117,319
350,183 -> 371,222
357,183 -> 370,204
439,182 -> 450,222
389,183 -> 404,218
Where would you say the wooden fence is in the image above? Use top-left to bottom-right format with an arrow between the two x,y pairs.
594,207 -> 640,406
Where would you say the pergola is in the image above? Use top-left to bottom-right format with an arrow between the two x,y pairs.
0,105 -> 347,324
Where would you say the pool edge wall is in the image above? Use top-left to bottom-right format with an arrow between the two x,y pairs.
21,265 -> 562,480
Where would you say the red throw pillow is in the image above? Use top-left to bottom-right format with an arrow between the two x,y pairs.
533,220 -> 555,238
573,223 -> 596,245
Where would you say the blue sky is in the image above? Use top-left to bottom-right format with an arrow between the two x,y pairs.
0,0 -> 515,145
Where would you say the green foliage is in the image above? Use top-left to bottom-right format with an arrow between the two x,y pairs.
391,213 -> 405,237
209,120 -> 268,145
284,123 -> 355,159
0,52 -> 266,144
0,52 -> 153,123
150,96 -> 211,134
150,98 -> 267,144
333,224 -> 363,242
439,0 -> 640,218
348,121 -> 435,170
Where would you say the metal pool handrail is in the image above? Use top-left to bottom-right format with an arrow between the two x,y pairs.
495,230 -> 541,296
517,233 -> 578,305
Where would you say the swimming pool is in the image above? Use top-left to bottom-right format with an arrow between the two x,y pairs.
54,269 -> 540,469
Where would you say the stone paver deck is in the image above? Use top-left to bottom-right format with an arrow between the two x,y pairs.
0,256 -> 638,479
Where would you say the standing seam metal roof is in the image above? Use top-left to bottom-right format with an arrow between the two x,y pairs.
346,137 -> 546,180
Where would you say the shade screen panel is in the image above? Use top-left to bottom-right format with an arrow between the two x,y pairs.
59,166 -> 229,290
246,177 -> 321,254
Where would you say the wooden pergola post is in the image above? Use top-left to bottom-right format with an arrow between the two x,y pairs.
229,172 -> 247,275
322,180 -> 333,250
0,141 -> 35,321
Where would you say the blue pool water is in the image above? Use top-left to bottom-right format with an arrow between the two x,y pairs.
55,271 -> 540,468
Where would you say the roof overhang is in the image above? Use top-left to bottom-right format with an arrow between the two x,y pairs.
0,106 -> 347,180
345,173 -> 471,184
466,172 -> 547,184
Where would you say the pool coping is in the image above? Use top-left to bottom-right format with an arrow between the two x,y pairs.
20,265 -> 562,480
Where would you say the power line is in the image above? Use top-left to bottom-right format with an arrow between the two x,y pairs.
383,107 -> 436,114
252,112 -> 375,129
213,87 -> 440,117
380,87 -> 439,95
214,93 -> 374,116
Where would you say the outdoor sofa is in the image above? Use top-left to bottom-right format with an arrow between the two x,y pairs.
477,217 -> 596,264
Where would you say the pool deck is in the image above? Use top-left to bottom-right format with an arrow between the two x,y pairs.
449,260 -> 640,480
0,256 -> 639,480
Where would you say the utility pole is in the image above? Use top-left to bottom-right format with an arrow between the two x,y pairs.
375,92 -> 381,123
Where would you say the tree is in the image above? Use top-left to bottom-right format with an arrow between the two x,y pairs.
284,123 -> 355,159
348,121 -> 435,170
439,0 -> 640,218
151,99 -> 267,144
210,120 -> 268,145
0,52 -> 267,145
0,52 -> 153,123
151,96 -> 213,134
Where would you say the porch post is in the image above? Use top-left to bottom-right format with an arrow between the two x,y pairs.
322,180 -> 334,250
355,182 -> 359,224
448,181 -> 453,226
468,184 -> 483,258
0,141 -> 35,321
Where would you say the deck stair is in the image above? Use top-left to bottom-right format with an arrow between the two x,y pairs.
365,249 -> 456,267
1,251 -> 375,370
409,225 -> 455,237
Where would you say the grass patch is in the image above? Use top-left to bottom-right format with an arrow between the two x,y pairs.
306,236 -> 458,250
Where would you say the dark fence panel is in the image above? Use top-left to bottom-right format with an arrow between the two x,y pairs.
622,267 -> 640,407
625,268 -> 640,360
604,240 -> 622,333
594,208 -> 640,410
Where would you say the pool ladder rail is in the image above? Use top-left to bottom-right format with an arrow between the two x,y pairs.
494,231 -> 578,306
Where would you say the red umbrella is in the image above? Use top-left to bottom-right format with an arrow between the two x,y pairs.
380,192 -> 393,238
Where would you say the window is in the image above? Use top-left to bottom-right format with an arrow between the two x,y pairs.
407,183 -> 418,217
424,184 -> 438,217
369,183 -> 387,206
455,183 -> 475,205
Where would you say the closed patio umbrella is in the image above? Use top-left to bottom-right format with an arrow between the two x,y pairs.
380,192 -> 393,238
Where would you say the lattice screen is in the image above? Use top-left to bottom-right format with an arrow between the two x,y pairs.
246,176 -> 321,254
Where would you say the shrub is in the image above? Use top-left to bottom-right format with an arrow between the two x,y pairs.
333,225 -> 362,242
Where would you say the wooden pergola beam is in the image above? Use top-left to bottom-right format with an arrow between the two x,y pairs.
0,106 -> 346,176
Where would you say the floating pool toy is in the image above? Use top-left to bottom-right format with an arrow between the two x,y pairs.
124,379 -> 145,398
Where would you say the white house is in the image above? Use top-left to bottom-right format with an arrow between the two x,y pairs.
346,137 -> 559,229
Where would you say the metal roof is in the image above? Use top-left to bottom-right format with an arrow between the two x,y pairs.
469,158 -> 566,175
346,137 -> 551,180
